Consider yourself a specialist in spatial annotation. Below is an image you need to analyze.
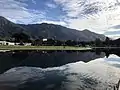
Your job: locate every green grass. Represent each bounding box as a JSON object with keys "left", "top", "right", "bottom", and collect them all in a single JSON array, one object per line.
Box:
[{"left": 0, "top": 45, "right": 91, "bottom": 51}]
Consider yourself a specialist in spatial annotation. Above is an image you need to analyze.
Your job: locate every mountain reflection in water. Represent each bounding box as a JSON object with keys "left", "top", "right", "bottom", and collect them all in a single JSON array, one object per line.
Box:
[
  {"left": 0, "top": 50, "right": 120, "bottom": 90},
  {"left": 0, "top": 50, "right": 105, "bottom": 74}
]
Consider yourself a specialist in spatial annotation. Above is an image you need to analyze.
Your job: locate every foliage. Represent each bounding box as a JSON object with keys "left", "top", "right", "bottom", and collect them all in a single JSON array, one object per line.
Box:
[{"left": 12, "top": 32, "right": 30, "bottom": 43}]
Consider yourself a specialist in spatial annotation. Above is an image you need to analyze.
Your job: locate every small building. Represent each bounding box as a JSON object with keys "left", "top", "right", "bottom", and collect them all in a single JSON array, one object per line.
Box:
[
  {"left": 0, "top": 41, "right": 7, "bottom": 45},
  {"left": 0, "top": 41, "right": 31, "bottom": 46},
  {"left": 43, "top": 39, "right": 47, "bottom": 42},
  {"left": 7, "top": 42, "right": 15, "bottom": 46},
  {"left": 15, "top": 43, "right": 20, "bottom": 45},
  {"left": 24, "top": 43, "right": 32, "bottom": 46},
  {"left": 0, "top": 41, "right": 15, "bottom": 46}
]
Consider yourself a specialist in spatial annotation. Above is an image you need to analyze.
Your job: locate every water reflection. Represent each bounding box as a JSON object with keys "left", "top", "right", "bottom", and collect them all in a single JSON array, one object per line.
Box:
[
  {"left": 0, "top": 50, "right": 120, "bottom": 90},
  {"left": 0, "top": 54, "right": 120, "bottom": 90},
  {"left": 95, "top": 48, "right": 120, "bottom": 58},
  {"left": 0, "top": 50, "right": 105, "bottom": 74},
  {"left": 105, "top": 54, "right": 120, "bottom": 68}
]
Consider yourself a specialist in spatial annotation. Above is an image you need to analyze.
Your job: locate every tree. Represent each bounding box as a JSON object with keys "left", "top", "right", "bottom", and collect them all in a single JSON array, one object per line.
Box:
[
  {"left": 105, "top": 37, "right": 110, "bottom": 46},
  {"left": 54, "top": 40, "right": 62, "bottom": 46},
  {"left": 12, "top": 32, "right": 30, "bottom": 43},
  {"left": 95, "top": 38, "right": 103, "bottom": 47},
  {"left": 44, "top": 38, "right": 55, "bottom": 46},
  {"left": 65, "top": 40, "right": 77, "bottom": 46},
  {"left": 32, "top": 39, "right": 42, "bottom": 46}
]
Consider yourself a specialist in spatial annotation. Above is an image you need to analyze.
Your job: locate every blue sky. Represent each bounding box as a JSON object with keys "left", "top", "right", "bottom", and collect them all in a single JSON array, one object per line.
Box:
[{"left": 1, "top": 0, "right": 120, "bottom": 38}]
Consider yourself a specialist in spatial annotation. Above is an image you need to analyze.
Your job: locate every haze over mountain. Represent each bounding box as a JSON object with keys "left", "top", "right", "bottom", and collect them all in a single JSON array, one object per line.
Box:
[{"left": 0, "top": 16, "right": 106, "bottom": 41}]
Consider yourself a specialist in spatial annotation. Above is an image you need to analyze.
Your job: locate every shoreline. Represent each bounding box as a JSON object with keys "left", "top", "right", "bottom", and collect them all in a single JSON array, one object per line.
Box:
[
  {"left": 0, "top": 46, "right": 120, "bottom": 51},
  {"left": 0, "top": 46, "right": 92, "bottom": 51}
]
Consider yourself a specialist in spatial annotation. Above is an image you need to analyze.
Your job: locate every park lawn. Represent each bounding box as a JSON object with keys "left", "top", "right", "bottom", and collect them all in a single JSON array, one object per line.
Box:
[{"left": 0, "top": 45, "right": 91, "bottom": 50}]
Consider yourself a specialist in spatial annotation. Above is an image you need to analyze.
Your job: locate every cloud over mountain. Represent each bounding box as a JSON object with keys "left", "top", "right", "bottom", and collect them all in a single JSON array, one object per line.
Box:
[{"left": 0, "top": 0, "right": 120, "bottom": 38}]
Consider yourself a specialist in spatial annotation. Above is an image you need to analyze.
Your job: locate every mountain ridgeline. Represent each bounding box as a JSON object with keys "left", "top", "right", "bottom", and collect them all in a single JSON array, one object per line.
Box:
[{"left": 0, "top": 16, "right": 106, "bottom": 41}]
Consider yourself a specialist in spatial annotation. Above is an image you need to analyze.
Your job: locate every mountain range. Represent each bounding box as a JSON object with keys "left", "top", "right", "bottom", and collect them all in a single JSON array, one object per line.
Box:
[{"left": 0, "top": 16, "right": 106, "bottom": 41}]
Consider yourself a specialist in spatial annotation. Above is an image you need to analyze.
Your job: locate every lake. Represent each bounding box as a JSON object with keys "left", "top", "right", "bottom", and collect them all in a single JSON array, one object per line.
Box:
[{"left": 0, "top": 49, "right": 120, "bottom": 90}]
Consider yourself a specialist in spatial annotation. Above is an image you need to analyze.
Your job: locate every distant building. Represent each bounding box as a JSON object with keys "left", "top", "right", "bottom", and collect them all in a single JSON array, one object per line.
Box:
[
  {"left": 15, "top": 43, "right": 20, "bottom": 45},
  {"left": 0, "top": 41, "right": 15, "bottom": 45},
  {"left": 0, "top": 41, "right": 7, "bottom": 45},
  {"left": 43, "top": 39, "right": 47, "bottom": 42},
  {"left": 7, "top": 42, "right": 15, "bottom": 46},
  {"left": 0, "top": 41, "right": 32, "bottom": 46},
  {"left": 24, "top": 43, "right": 32, "bottom": 46}
]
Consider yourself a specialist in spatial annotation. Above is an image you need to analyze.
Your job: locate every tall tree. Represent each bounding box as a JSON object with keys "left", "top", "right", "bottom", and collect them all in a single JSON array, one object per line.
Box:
[
  {"left": 12, "top": 33, "right": 30, "bottom": 43},
  {"left": 95, "top": 38, "right": 102, "bottom": 47},
  {"left": 105, "top": 37, "right": 110, "bottom": 46}
]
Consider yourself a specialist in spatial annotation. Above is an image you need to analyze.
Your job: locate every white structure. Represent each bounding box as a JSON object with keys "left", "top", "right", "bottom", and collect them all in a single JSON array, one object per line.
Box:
[
  {"left": 0, "top": 41, "right": 7, "bottom": 45},
  {"left": 0, "top": 41, "right": 31, "bottom": 46},
  {"left": 15, "top": 43, "right": 20, "bottom": 45},
  {"left": 43, "top": 38, "right": 47, "bottom": 42},
  {"left": 24, "top": 43, "right": 32, "bottom": 46},
  {"left": 7, "top": 42, "right": 15, "bottom": 46},
  {"left": 0, "top": 41, "right": 15, "bottom": 46}
]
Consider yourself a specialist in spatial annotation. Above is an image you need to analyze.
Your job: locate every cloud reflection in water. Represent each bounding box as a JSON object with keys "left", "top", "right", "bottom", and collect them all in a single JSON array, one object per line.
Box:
[{"left": 0, "top": 54, "right": 120, "bottom": 90}]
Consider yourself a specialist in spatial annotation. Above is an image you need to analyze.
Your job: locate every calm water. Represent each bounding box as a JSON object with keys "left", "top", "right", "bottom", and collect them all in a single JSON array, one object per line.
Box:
[{"left": 0, "top": 50, "right": 120, "bottom": 90}]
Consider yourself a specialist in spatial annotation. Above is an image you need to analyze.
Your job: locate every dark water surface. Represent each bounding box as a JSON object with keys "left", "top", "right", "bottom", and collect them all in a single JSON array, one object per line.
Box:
[{"left": 0, "top": 49, "right": 120, "bottom": 90}]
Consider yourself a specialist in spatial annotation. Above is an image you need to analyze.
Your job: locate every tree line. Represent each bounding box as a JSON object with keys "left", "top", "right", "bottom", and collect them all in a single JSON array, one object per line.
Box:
[{"left": 10, "top": 32, "right": 120, "bottom": 47}]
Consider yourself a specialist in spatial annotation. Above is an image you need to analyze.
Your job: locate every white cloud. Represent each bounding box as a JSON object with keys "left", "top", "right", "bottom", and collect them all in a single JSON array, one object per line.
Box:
[
  {"left": 14, "top": 0, "right": 36, "bottom": 4},
  {"left": 46, "top": 3, "right": 56, "bottom": 8},
  {"left": 66, "top": 13, "right": 108, "bottom": 34},
  {"left": 0, "top": 0, "right": 45, "bottom": 24},
  {"left": 1, "top": 0, "right": 120, "bottom": 38},
  {"left": 106, "top": 34, "right": 120, "bottom": 39},
  {"left": 37, "top": 20, "right": 67, "bottom": 26},
  {"left": 54, "top": 0, "right": 85, "bottom": 17},
  {"left": 54, "top": 0, "right": 120, "bottom": 35},
  {"left": 32, "top": 0, "right": 36, "bottom": 4}
]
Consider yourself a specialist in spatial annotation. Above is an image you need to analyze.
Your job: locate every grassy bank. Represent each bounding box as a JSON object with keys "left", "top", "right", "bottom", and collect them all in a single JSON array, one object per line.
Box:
[{"left": 0, "top": 45, "right": 91, "bottom": 51}]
